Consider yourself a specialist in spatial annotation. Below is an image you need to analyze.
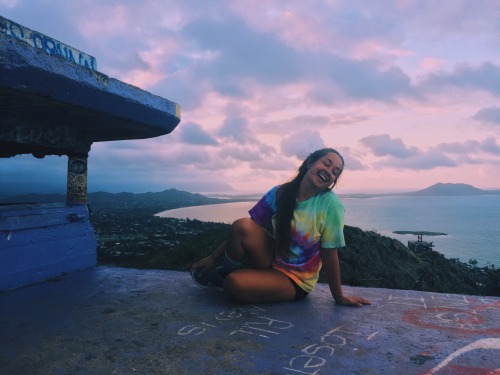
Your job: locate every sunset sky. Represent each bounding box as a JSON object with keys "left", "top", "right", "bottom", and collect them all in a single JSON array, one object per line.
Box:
[{"left": 1, "top": 0, "right": 499, "bottom": 196}]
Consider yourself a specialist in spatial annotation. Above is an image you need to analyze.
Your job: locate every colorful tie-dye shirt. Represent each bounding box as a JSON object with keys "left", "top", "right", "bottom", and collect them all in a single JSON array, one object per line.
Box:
[{"left": 249, "top": 185, "right": 345, "bottom": 293}]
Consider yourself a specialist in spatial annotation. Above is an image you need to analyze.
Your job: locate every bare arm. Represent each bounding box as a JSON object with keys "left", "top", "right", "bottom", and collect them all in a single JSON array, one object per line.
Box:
[{"left": 320, "top": 248, "right": 371, "bottom": 307}]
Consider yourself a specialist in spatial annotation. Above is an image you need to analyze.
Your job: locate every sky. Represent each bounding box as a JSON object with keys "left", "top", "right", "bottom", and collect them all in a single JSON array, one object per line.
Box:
[{"left": 1, "top": 0, "right": 499, "bottom": 196}]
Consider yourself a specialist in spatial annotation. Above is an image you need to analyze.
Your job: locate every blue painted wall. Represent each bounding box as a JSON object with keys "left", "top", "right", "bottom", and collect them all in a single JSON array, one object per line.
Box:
[{"left": 0, "top": 203, "right": 96, "bottom": 290}]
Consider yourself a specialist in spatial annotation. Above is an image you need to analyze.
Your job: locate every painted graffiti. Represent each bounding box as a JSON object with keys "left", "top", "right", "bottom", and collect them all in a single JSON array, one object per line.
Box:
[
  {"left": 403, "top": 298, "right": 500, "bottom": 334},
  {"left": 422, "top": 338, "right": 500, "bottom": 375},
  {"left": 67, "top": 157, "right": 88, "bottom": 204},
  {"left": 397, "top": 294, "right": 500, "bottom": 374},
  {"left": 0, "top": 16, "right": 97, "bottom": 70}
]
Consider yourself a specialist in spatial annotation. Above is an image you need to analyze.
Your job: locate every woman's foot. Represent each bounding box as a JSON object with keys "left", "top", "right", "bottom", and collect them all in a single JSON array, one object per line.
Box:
[{"left": 191, "top": 266, "right": 227, "bottom": 290}]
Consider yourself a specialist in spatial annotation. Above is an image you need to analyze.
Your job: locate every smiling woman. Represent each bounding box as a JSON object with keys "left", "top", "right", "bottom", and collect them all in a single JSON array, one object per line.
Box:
[{"left": 190, "top": 148, "right": 371, "bottom": 308}]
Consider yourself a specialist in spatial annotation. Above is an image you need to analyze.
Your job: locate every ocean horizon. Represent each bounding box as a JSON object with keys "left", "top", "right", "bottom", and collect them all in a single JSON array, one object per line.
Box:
[{"left": 157, "top": 195, "right": 500, "bottom": 268}]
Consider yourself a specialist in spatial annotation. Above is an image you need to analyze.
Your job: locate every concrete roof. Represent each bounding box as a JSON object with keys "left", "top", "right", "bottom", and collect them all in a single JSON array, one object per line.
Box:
[
  {"left": 1, "top": 267, "right": 498, "bottom": 374},
  {"left": 0, "top": 17, "right": 180, "bottom": 157}
]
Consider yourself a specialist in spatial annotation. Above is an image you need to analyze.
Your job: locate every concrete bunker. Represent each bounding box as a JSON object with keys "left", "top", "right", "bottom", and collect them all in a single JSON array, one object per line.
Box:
[{"left": 0, "top": 16, "right": 181, "bottom": 290}]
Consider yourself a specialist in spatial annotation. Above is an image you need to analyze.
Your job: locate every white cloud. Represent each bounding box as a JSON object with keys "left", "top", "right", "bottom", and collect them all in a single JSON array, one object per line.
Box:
[
  {"left": 280, "top": 130, "right": 326, "bottom": 159},
  {"left": 360, "top": 134, "right": 419, "bottom": 159},
  {"left": 217, "top": 115, "right": 255, "bottom": 144},
  {"left": 179, "top": 122, "right": 218, "bottom": 145}
]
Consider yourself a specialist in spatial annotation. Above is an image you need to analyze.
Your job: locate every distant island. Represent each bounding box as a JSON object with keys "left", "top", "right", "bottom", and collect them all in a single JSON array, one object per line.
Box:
[
  {"left": 393, "top": 231, "right": 447, "bottom": 236},
  {"left": 394, "top": 182, "right": 500, "bottom": 196},
  {"left": 340, "top": 182, "right": 500, "bottom": 199}
]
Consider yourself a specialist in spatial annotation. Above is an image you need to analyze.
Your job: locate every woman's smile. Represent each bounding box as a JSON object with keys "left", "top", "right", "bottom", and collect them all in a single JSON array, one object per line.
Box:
[{"left": 317, "top": 171, "right": 329, "bottom": 182}]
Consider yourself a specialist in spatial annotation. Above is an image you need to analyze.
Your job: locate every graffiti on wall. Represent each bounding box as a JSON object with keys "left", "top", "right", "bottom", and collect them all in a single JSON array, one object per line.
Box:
[{"left": 0, "top": 16, "right": 97, "bottom": 70}]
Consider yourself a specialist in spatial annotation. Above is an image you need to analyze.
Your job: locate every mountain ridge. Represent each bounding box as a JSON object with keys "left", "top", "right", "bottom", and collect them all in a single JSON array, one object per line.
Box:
[{"left": 1, "top": 183, "right": 499, "bottom": 204}]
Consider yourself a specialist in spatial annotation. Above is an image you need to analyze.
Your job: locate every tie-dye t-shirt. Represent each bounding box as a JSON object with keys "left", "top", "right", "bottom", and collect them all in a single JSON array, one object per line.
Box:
[{"left": 249, "top": 185, "right": 345, "bottom": 293}]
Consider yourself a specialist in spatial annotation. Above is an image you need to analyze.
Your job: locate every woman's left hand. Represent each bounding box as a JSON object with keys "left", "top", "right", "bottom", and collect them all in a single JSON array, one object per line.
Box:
[{"left": 334, "top": 295, "right": 371, "bottom": 307}]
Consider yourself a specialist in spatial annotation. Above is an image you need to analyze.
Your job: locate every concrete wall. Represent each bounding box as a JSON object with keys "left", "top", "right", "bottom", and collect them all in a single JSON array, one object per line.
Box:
[{"left": 0, "top": 203, "right": 96, "bottom": 290}]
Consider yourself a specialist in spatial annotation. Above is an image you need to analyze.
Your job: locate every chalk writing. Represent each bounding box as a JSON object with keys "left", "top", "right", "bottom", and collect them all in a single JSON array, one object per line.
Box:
[
  {"left": 215, "top": 305, "right": 265, "bottom": 321},
  {"left": 388, "top": 294, "right": 427, "bottom": 308},
  {"left": 177, "top": 305, "right": 294, "bottom": 339},
  {"left": 429, "top": 294, "right": 471, "bottom": 309},
  {"left": 230, "top": 314, "right": 294, "bottom": 339},
  {"left": 0, "top": 16, "right": 97, "bottom": 70},
  {"left": 283, "top": 324, "right": 378, "bottom": 374}
]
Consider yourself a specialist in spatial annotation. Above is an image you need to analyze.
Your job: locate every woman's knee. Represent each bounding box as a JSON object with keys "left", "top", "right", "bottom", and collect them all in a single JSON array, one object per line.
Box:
[
  {"left": 230, "top": 217, "right": 257, "bottom": 238},
  {"left": 228, "top": 217, "right": 274, "bottom": 268}
]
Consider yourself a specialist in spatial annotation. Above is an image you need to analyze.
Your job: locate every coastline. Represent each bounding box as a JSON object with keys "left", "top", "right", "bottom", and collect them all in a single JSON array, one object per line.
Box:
[{"left": 156, "top": 196, "right": 499, "bottom": 268}]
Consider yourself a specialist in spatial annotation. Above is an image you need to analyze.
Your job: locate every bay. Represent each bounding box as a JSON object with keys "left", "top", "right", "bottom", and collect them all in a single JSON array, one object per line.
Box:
[{"left": 157, "top": 195, "right": 500, "bottom": 267}]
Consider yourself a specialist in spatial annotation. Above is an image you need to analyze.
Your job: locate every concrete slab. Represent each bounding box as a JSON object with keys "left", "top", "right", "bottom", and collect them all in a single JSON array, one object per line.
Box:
[{"left": 0, "top": 267, "right": 498, "bottom": 374}]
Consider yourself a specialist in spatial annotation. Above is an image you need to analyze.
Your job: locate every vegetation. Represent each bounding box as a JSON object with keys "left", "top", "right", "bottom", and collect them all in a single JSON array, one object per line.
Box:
[
  {"left": 92, "top": 205, "right": 499, "bottom": 297},
  {"left": 338, "top": 226, "right": 499, "bottom": 296}
]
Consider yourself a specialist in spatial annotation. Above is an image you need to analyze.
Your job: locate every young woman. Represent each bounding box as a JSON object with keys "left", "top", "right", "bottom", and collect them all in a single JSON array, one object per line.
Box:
[{"left": 191, "top": 148, "right": 370, "bottom": 307}]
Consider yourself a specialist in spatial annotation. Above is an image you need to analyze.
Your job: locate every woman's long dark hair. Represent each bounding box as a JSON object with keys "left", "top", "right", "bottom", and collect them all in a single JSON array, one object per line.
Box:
[{"left": 274, "top": 148, "right": 344, "bottom": 256}]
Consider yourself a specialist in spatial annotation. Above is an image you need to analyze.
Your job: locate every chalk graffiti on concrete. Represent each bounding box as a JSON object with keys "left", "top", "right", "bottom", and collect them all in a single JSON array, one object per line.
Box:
[
  {"left": 177, "top": 305, "right": 294, "bottom": 339},
  {"left": 177, "top": 291, "right": 499, "bottom": 373},
  {"left": 283, "top": 324, "right": 378, "bottom": 375}
]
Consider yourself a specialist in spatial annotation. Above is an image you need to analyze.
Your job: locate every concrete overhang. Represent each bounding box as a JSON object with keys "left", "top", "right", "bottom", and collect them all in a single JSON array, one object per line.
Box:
[{"left": 0, "top": 16, "right": 181, "bottom": 157}]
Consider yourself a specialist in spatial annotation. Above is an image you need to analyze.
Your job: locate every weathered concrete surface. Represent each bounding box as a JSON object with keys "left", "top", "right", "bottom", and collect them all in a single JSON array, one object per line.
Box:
[
  {"left": 0, "top": 267, "right": 498, "bottom": 374},
  {"left": 0, "top": 23, "right": 180, "bottom": 157}
]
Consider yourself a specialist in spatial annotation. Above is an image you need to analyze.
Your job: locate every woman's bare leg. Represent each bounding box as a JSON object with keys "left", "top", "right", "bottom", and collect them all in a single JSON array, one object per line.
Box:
[
  {"left": 191, "top": 218, "right": 274, "bottom": 275},
  {"left": 225, "top": 218, "right": 276, "bottom": 268},
  {"left": 219, "top": 219, "right": 297, "bottom": 302},
  {"left": 193, "top": 217, "right": 298, "bottom": 301},
  {"left": 224, "top": 268, "right": 297, "bottom": 303}
]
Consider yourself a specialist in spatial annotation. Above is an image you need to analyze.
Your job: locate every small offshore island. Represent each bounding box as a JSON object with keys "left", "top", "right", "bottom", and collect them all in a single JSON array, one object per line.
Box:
[
  {"left": 393, "top": 231, "right": 447, "bottom": 236},
  {"left": 2, "top": 184, "right": 499, "bottom": 297}
]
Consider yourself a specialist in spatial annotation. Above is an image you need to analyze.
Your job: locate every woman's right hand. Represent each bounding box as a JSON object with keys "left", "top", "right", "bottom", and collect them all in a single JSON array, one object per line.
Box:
[{"left": 190, "top": 256, "right": 215, "bottom": 276}]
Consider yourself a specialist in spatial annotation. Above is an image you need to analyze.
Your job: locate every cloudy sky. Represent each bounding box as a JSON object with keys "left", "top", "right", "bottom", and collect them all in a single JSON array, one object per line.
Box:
[{"left": 1, "top": 0, "right": 499, "bottom": 196}]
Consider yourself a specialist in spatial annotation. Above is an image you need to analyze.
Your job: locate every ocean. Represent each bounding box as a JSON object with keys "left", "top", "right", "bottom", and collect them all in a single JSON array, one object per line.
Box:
[{"left": 156, "top": 195, "right": 500, "bottom": 267}]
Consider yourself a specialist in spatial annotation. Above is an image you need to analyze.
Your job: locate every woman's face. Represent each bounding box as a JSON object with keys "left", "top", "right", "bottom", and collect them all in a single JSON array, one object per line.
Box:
[{"left": 306, "top": 152, "right": 343, "bottom": 190}]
